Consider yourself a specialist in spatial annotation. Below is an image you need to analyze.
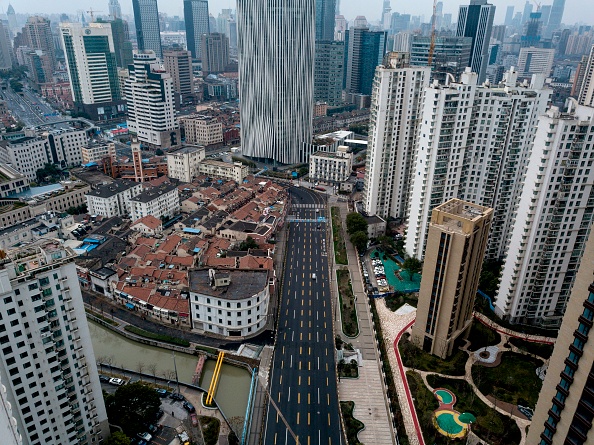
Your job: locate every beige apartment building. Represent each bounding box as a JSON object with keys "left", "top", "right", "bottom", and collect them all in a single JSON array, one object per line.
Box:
[
  {"left": 527, "top": 229, "right": 594, "bottom": 445},
  {"left": 180, "top": 115, "right": 223, "bottom": 146},
  {"left": 411, "top": 199, "right": 492, "bottom": 358}
]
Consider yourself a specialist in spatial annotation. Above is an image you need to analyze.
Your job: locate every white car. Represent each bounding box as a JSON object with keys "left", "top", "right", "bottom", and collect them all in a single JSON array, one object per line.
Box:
[
  {"left": 137, "top": 432, "right": 152, "bottom": 442},
  {"left": 109, "top": 378, "right": 125, "bottom": 386}
]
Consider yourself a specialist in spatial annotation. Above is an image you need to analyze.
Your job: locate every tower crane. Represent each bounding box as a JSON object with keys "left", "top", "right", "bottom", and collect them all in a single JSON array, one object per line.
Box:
[
  {"left": 428, "top": 0, "right": 438, "bottom": 66},
  {"left": 86, "top": 8, "right": 102, "bottom": 22}
]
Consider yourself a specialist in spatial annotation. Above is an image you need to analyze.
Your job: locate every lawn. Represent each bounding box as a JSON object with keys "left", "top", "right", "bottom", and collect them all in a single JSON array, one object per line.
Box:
[
  {"left": 472, "top": 352, "right": 543, "bottom": 407},
  {"left": 340, "top": 401, "right": 364, "bottom": 445},
  {"left": 384, "top": 292, "right": 418, "bottom": 311},
  {"left": 337, "top": 270, "right": 359, "bottom": 337},
  {"left": 399, "top": 333, "right": 467, "bottom": 376},
  {"left": 124, "top": 325, "right": 191, "bottom": 347},
  {"left": 427, "top": 375, "right": 522, "bottom": 445},
  {"left": 467, "top": 321, "right": 501, "bottom": 352},
  {"left": 508, "top": 337, "right": 554, "bottom": 359},
  {"left": 331, "top": 207, "right": 348, "bottom": 265},
  {"left": 199, "top": 416, "right": 220, "bottom": 445}
]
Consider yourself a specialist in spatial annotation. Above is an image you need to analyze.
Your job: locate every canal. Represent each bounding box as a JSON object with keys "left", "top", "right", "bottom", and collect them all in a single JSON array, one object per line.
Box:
[{"left": 88, "top": 321, "right": 252, "bottom": 419}]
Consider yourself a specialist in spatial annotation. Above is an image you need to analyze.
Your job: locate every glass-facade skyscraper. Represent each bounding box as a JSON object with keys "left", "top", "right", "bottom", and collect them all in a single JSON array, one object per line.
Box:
[
  {"left": 456, "top": 0, "right": 495, "bottom": 83},
  {"left": 315, "top": 0, "right": 336, "bottom": 41},
  {"left": 184, "top": 0, "right": 210, "bottom": 60},
  {"left": 132, "top": 0, "right": 162, "bottom": 59}
]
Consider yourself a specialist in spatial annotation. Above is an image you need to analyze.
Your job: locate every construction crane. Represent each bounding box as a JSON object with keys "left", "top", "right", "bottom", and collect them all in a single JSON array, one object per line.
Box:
[
  {"left": 86, "top": 8, "right": 102, "bottom": 22},
  {"left": 427, "top": 0, "right": 438, "bottom": 66}
]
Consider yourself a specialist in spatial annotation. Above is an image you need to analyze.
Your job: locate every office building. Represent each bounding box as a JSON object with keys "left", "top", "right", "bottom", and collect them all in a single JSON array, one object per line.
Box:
[
  {"left": 132, "top": 0, "right": 163, "bottom": 59},
  {"left": 496, "top": 104, "right": 594, "bottom": 327},
  {"left": 456, "top": 0, "right": 495, "bottom": 83},
  {"left": 504, "top": 6, "right": 515, "bottom": 26},
  {"left": 166, "top": 145, "right": 206, "bottom": 182},
  {"left": 237, "top": 0, "right": 315, "bottom": 164},
  {"left": 334, "top": 15, "right": 348, "bottom": 41},
  {"left": 406, "top": 69, "right": 550, "bottom": 261},
  {"left": 363, "top": 53, "right": 430, "bottom": 220},
  {"left": 540, "top": 5, "right": 552, "bottom": 26},
  {"left": 546, "top": 0, "right": 565, "bottom": 37},
  {"left": 184, "top": 0, "right": 210, "bottom": 60},
  {"left": 0, "top": 21, "right": 13, "bottom": 70},
  {"left": 517, "top": 47, "right": 555, "bottom": 77},
  {"left": 522, "top": 1, "right": 533, "bottom": 24},
  {"left": 125, "top": 51, "right": 179, "bottom": 150},
  {"left": 314, "top": 40, "right": 345, "bottom": 107},
  {"left": 163, "top": 50, "right": 195, "bottom": 106},
  {"left": 578, "top": 45, "right": 594, "bottom": 107},
  {"left": 390, "top": 13, "right": 411, "bottom": 34},
  {"left": 19, "top": 16, "right": 56, "bottom": 71},
  {"left": 411, "top": 199, "right": 493, "bottom": 359},
  {"left": 0, "top": 240, "right": 110, "bottom": 444},
  {"left": 103, "top": 18, "right": 134, "bottom": 68},
  {"left": 309, "top": 146, "right": 353, "bottom": 183},
  {"left": 179, "top": 115, "right": 223, "bottom": 146},
  {"left": 109, "top": 0, "right": 122, "bottom": 19},
  {"left": 345, "top": 27, "right": 387, "bottom": 100},
  {"left": 409, "top": 36, "right": 471, "bottom": 83},
  {"left": 60, "top": 22, "right": 124, "bottom": 121},
  {"left": 86, "top": 180, "right": 143, "bottom": 218},
  {"left": 527, "top": 229, "right": 594, "bottom": 444},
  {"left": 521, "top": 11, "right": 543, "bottom": 48},
  {"left": 315, "top": 0, "right": 336, "bottom": 41},
  {"left": 201, "top": 33, "right": 229, "bottom": 74},
  {"left": 6, "top": 4, "right": 16, "bottom": 37}
]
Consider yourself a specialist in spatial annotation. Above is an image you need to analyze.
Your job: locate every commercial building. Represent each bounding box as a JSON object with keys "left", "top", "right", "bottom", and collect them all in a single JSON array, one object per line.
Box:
[
  {"left": 163, "top": 50, "right": 195, "bottom": 106},
  {"left": 315, "top": 0, "right": 336, "bottom": 41},
  {"left": 411, "top": 199, "right": 492, "bottom": 358},
  {"left": 309, "top": 146, "right": 353, "bottom": 184},
  {"left": 496, "top": 104, "right": 594, "bottom": 327},
  {"left": 456, "top": 0, "right": 495, "bottom": 83},
  {"left": 166, "top": 145, "right": 206, "bottom": 182},
  {"left": 345, "top": 27, "right": 387, "bottom": 101},
  {"left": 129, "top": 182, "right": 180, "bottom": 222},
  {"left": 406, "top": 69, "right": 550, "bottom": 261},
  {"left": 527, "top": 230, "right": 594, "bottom": 445},
  {"left": 109, "top": 0, "right": 122, "bottom": 19},
  {"left": 60, "top": 22, "right": 124, "bottom": 121},
  {"left": 86, "top": 180, "right": 143, "bottom": 218},
  {"left": 189, "top": 269, "right": 272, "bottom": 337},
  {"left": 184, "top": 0, "right": 210, "bottom": 60},
  {"left": 198, "top": 160, "right": 249, "bottom": 183},
  {"left": 363, "top": 53, "right": 430, "bottom": 220},
  {"left": 201, "top": 33, "right": 229, "bottom": 75},
  {"left": 237, "top": 0, "right": 315, "bottom": 165},
  {"left": 0, "top": 240, "right": 110, "bottom": 444},
  {"left": 180, "top": 115, "right": 223, "bottom": 146},
  {"left": 104, "top": 18, "right": 134, "bottom": 69},
  {"left": 578, "top": 45, "right": 594, "bottom": 107},
  {"left": 0, "top": 20, "right": 12, "bottom": 71},
  {"left": 314, "top": 41, "right": 345, "bottom": 107},
  {"left": 125, "top": 51, "right": 179, "bottom": 150},
  {"left": 517, "top": 47, "right": 555, "bottom": 77},
  {"left": 132, "top": 0, "right": 163, "bottom": 59},
  {"left": 545, "top": 0, "right": 565, "bottom": 37},
  {"left": 409, "top": 36, "right": 472, "bottom": 83}
]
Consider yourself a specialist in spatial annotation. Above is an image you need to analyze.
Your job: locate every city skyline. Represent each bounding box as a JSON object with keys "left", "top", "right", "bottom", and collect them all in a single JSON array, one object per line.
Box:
[{"left": 4, "top": 0, "right": 587, "bottom": 26}]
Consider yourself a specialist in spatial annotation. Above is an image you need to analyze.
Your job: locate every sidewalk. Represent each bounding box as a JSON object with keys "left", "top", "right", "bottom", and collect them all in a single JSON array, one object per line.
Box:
[
  {"left": 473, "top": 312, "right": 556, "bottom": 344},
  {"left": 331, "top": 203, "right": 396, "bottom": 445}
]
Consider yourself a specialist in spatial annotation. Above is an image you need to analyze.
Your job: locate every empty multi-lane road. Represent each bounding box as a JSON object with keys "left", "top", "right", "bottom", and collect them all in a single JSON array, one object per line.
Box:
[{"left": 264, "top": 187, "right": 342, "bottom": 445}]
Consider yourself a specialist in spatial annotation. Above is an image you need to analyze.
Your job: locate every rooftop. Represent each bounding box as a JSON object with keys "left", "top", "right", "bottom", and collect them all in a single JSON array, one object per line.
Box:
[
  {"left": 168, "top": 145, "right": 205, "bottom": 156},
  {"left": 87, "top": 180, "right": 140, "bottom": 199},
  {"left": 129, "top": 183, "right": 178, "bottom": 203},
  {"left": 189, "top": 268, "right": 269, "bottom": 300}
]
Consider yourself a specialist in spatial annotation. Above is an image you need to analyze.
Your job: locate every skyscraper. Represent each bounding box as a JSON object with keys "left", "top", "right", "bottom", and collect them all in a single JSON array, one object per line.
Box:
[
  {"left": 409, "top": 36, "right": 471, "bottom": 83},
  {"left": 521, "top": 11, "right": 543, "bottom": 47},
  {"left": 98, "top": 17, "right": 134, "bottom": 68},
  {"left": 578, "top": 45, "right": 594, "bottom": 107},
  {"left": 315, "top": 0, "right": 336, "bottom": 41},
  {"left": 126, "top": 51, "right": 179, "bottom": 149},
  {"left": 237, "top": 0, "right": 315, "bottom": 164},
  {"left": 0, "top": 240, "right": 110, "bottom": 445},
  {"left": 504, "top": 5, "right": 515, "bottom": 26},
  {"left": 381, "top": 0, "right": 392, "bottom": 30},
  {"left": 201, "top": 33, "right": 230, "bottom": 75},
  {"left": 521, "top": 1, "right": 533, "bottom": 24},
  {"left": 546, "top": 0, "right": 565, "bottom": 36},
  {"left": 363, "top": 53, "right": 429, "bottom": 220},
  {"left": 456, "top": 0, "right": 495, "bottom": 83},
  {"left": 20, "top": 16, "right": 56, "bottom": 71},
  {"left": 411, "top": 199, "right": 493, "bottom": 358},
  {"left": 60, "top": 22, "right": 123, "bottom": 120},
  {"left": 314, "top": 40, "right": 345, "bottom": 107},
  {"left": 496, "top": 104, "right": 594, "bottom": 327},
  {"left": 184, "top": 0, "right": 210, "bottom": 60},
  {"left": 108, "top": 0, "right": 122, "bottom": 20},
  {"left": 163, "top": 50, "right": 195, "bottom": 106},
  {"left": 526, "top": 229, "right": 594, "bottom": 444},
  {"left": 0, "top": 21, "right": 13, "bottom": 70},
  {"left": 6, "top": 4, "right": 17, "bottom": 37},
  {"left": 132, "top": 0, "right": 163, "bottom": 59},
  {"left": 345, "top": 27, "right": 387, "bottom": 100}
]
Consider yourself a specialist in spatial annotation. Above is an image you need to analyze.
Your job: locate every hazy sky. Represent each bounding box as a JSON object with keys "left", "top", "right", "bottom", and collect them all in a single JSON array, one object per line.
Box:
[{"left": 3, "top": 0, "right": 588, "bottom": 26}]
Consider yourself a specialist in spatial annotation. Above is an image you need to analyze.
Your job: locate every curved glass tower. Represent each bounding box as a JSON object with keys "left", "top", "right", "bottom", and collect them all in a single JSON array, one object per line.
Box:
[{"left": 238, "top": 0, "right": 315, "bottom": 165}]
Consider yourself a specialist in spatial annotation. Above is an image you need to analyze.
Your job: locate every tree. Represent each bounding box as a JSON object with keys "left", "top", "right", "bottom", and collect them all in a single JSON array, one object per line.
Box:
[
  {"left": 350, "top": 231, "right": 368, "bottom": 252},
  {"left": 104, "top": 432, "right": 131, "bottom": 445},
  {"left": 346, "top": 212, "right": 368, "bottom": 235},
  {"left": 155, "top": 148, "right": 164, "bottom": 156},
  {"left": 402, "top": 257, "right": 422, "bottom": 280},
  {"left": 377, "top": 235, "right": 394, "bottom": 250},
  {"left": 105, "top": 382, "right": 161, "bottom": 437},
  {"left": 238, "top": 236, "right": 258, "bottom": 251}
]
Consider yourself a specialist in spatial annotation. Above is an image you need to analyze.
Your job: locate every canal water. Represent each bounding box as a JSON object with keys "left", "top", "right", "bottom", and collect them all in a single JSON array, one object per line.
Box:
[{"left": 88, "top": 321, "right": 251, "bottom": 418}]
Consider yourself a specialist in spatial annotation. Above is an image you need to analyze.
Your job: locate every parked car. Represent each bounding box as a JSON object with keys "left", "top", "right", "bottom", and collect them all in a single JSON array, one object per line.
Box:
[
  {"left": 182, "top": 401, "right": 195, "bottom": 413},
  {"left": 170, "top": 392, "right": 185, "bottom": 401},
  {"left": 190, "top": 413, "right": 198, "bottom": 427},
  {"left": 99, "top": 375, "right": 110, "bottom": 383},
  {"left": 155, "top": 388, "right": 168, "bottom": 397},
  {"left": 517, "top": 406, "right": 533, "bottom": 419},
  {"left": 137, "top": 432, "right": 152, "bottom": 442},
  {"left": 109, "top": 378, "right": 125, "bottom": 386},
  {"left": 147, "top": 424, "right": 160, "bottom": 434},
  {"left": 153, "top": 409, "right": 164, "bottom": 422}
]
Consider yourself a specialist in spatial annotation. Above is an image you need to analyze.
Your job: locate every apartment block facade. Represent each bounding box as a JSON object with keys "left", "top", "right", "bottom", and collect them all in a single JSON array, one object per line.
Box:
[{"left": 166, "top": 145, "right": 206, "bottom": 183}]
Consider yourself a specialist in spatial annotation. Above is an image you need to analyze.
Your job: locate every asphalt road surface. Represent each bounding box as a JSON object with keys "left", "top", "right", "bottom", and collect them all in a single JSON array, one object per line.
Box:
[
  {"left": 2, "top": 87, "right": 67, "bottom": 128},
  {"left": 264, "top": 187, "right": 342, "bottom": 445}
]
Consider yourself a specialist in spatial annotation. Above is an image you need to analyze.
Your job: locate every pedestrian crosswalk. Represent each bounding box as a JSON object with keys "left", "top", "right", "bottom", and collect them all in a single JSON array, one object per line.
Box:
[
  {"left": 287, "top": 218, "right": 327, "bottom": 223},
  {"left": 292, "top": 204, "right": 322, "bottom": 209}
]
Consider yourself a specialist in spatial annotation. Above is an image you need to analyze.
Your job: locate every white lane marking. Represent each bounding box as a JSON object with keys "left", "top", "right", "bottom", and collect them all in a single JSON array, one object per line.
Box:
[{"left": 288, "top": 386, "right": 291, "bottom": 402}]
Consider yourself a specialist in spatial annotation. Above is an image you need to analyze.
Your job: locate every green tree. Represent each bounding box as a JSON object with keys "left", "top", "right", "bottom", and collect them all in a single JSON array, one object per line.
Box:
[
  {"left": 104, "top": 432, "right": 131, "bottom": 445},
  {"left": 350, "top": 231, "right": 368, "bottom": 252},
  {"left": 346, "top": 212, "right": 368, "bottom": 235},
  {"left": 155, "top": 148, "right": 164, "bottom": 156},
  {"left": 377, "top": 235, "right": 394, "bottom": 250},
  {"left": 402, "top": 257, "right": 422, "bottom": 280},
  {"left": 238, "top": 236, "right": 258, "bottom": 251},
  {"left": 104, "top": 382, "right": 161, "bottom": 437},
  {"left": 479, "top": 260, "right": 503, "bottom": 298}
]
